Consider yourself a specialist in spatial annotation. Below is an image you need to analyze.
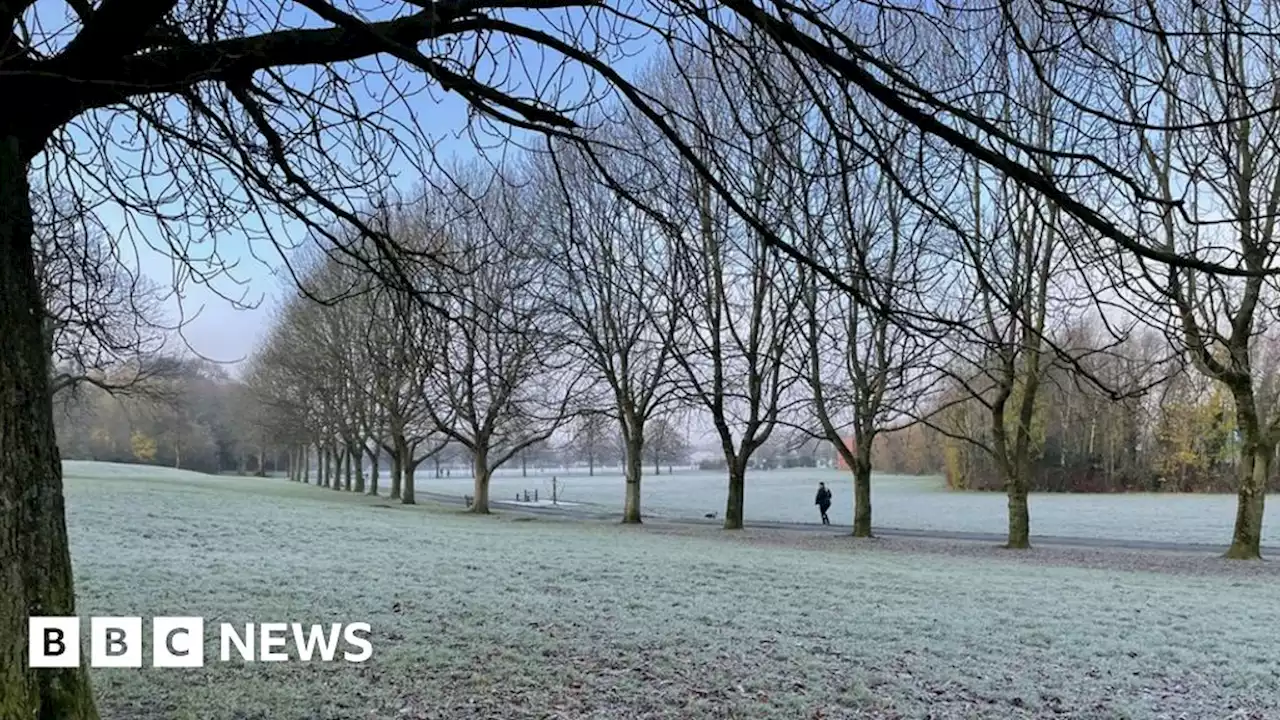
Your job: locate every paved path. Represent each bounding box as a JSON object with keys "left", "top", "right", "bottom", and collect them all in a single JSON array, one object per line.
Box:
[{"left": 417, "top": 490, "right": 1278, "bottom": 555}]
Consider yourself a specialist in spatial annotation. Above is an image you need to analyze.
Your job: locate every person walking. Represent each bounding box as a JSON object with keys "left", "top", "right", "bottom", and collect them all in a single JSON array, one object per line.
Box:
[{"left": 815, "top": 482, "right": 832, "bottom": 525}]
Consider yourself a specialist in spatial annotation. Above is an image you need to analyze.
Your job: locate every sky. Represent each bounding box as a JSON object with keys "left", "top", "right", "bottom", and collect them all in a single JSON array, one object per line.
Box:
[{"left": 41, "top": 1, "right": 662, "bottom": 375}]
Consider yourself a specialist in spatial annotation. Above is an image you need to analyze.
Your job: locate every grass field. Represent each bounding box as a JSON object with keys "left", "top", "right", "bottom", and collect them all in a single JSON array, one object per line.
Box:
[
  {"left": 64, "top": 461, "right": 1280, "bottom": 719},
  {"left": 409, "top": 465, "right": 1280, "bottom": 546}
]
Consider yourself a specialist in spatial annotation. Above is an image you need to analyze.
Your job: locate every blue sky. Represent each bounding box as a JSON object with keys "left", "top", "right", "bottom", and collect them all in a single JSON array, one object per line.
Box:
[
  {"left": 123, "top": 84, "right": 482, "bottom": 369},
  {"left": 36, "top": 1, "right": 663, "bottom": 373}
]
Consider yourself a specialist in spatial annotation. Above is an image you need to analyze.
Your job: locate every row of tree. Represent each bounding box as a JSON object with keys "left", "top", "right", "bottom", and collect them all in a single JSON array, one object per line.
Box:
[
  {"left": 867, "top": 329, "right": 1280, "bottom": 496},
  {"left": 245, "top": 14, "right": 1280, "bottom": 565},
  {"left": 49, "top": 357, "right": 695, "bottom": 478},
  {"left": 31, "top": 9, "right": 1280, "bottom": 562}
]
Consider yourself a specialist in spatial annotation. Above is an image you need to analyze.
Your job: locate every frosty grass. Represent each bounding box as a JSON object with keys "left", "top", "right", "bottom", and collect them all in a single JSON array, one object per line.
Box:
[
  {"left": 384, "top": 465, "right": 1280, "bottom": 546},
  {"left": 64, "top": 461, "right": 1280, "bottom": 719}
]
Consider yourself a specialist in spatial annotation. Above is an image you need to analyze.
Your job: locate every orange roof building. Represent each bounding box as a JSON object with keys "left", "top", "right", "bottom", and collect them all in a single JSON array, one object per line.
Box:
[{"left": 834, "top": 435, "right": 856, "bottom": 470}]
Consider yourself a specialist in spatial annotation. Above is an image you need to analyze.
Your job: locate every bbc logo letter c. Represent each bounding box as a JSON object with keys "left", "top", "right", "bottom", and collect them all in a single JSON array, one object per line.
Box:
[{"left": 152, "top": 617, "right": 205, "bottom": 667}]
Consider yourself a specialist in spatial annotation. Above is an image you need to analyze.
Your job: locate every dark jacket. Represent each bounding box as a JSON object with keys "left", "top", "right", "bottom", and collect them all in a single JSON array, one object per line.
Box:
[{"left": 815, "top": 488, "right": 832, "bottom": 508}]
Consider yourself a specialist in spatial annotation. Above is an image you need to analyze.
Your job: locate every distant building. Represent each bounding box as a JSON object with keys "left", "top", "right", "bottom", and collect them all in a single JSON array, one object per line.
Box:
[{"left": 834, "top": 435, "right": 857, "bottom": 470}]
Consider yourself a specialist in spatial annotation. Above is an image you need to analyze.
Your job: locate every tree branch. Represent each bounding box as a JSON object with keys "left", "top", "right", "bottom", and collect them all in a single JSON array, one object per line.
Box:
[{"left": 59, "top": 0, "right": 178, "bottom": 64}]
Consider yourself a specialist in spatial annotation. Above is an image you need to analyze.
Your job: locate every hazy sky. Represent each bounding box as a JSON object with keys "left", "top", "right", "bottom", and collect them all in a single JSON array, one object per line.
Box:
[
  {"left": 98, "top": 10, "right": 660, "bottom": 376},
  {"left": 121, "top": 73, "right": 487, "bottom": 373},
  {"left": 125, "top": 210, "right": 286, "bottom": 373}
]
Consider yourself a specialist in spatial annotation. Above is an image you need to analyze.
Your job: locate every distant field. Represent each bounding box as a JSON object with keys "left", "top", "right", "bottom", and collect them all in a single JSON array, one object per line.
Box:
[
  {"left": 74, "top": 460, "right": 1280, "bottom": 545},
  {"left": 407, "top": 465, "right": 1280, "bottom": 546},
  {"left": 61, "top": 461, "right": 1280, "bottom": 719}
]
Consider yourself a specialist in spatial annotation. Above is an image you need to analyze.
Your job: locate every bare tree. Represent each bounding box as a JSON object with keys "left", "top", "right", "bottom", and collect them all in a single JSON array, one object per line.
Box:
[
  {"left": 1106, "top": 1, "right": 1280, "bottom": 558},
  {"left": 421, "top": 167, "right": 586, "bottom": 513},
  {"left": 673, "top": 166, "right": 797, "bottom": 525},
  {"left": 242, "top": 353, "right": 311, "bottom": 480},
  {"left": 793, "top": 140, "right": 944, "bottom": 538},
  {"left": 358, "top": 218, "right": 447, "bottom": 505},
  {"left": 252, "top": 224, "right": 447, "bottom": 502},
  {"left": 642, "top": 4, "right": 1280, "bottom": 551},
  {"left": 647, "top": 414, "right": 691, "bottom": 474},
  {"left": 568, "top": 412, "right": 611, "bottom": 477},
  {"left": 534, "top": 135, "right": 681, "bottom": 522},
  {"left": 654, "top": 43, "right": 806, "bottom": 530},
  {"left": 32, "top": 189, "right": 170, "bottom": 400},
  {"left": 1, "top": 6, "right": 674, "bottom": 711}
]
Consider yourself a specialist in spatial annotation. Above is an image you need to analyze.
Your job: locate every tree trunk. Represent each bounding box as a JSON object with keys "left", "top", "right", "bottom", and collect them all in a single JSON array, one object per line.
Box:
[
  {"left": 993, "top": 384, "right": 1033, "bottom": 550},
  {"left": 353, "top": 448, "right": 365, "bottom": 494},
  {"left": 394, "top": 435, "right": 414, "bottom": 504},
  {"left": 389, "top": 446, "right": 402, "bottom": 500},
  {"left": 366, "top": 447, "right": 379, "bottom": 496},
  {"left": 0, "top": 135, "right": 100, "bottom": 719},
  {"left": 256, "top": 448, "right": 266, "bottom": 477},
  {"left": 472, "top": 452, "right": 491, "bottom": 513},
  {"left": 1226, "top": 442, "right": 1270, "bottom": 559},
  {"left": 342, "top": 448, "right": 352, "bottom": 491},
  {"left": 303, "top": 444, "right": 311, "bottom": 484},
  {"left": 852, "top": 454, "right": 873, "bottom": 538},
  {"left": 331, "top": 447, "right": 343, "bottom": 491},
  {"left": 588, "top": 450, "right": 595, "bottom": 477},
  {"left": 402, "top": 458, "right": 417, "bottom": 505},
  {"left": 521, "top": 452, "right": 527, "bottom": 477},
  {"left": 622, "top": 436, "right": 643, "bottom": 524},
  {"left": 724, "top": 460, "right": 745, "bottom": 530},
  {"left": 1006, "top": 457, "right": 1031, "bottom": 549}
]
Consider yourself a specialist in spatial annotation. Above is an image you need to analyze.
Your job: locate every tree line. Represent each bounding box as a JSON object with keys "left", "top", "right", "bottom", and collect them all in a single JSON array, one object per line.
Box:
[
  {"left": 48, "top": 355, "right": 696, "bottom": 478},
  {"left": 250, "top": 17, "right": 1280, "bottom": 561},
  {"left": 871, "top": 333, "right": 1280, "bottom": 496}
]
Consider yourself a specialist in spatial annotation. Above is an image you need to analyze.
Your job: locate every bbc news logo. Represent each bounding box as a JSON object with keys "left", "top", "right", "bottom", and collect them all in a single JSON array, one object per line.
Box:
[{"left": 28, "top": 617, "right": 373, "bottom": 668}]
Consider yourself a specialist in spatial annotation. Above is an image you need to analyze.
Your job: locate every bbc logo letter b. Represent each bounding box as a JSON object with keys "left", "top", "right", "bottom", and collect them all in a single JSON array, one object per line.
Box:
[
  {"left": 29, "top": 617, "right": 80, "bottom": 668},
  {"left": 91, "top": 617, "right": 143, "bottom": 668}
]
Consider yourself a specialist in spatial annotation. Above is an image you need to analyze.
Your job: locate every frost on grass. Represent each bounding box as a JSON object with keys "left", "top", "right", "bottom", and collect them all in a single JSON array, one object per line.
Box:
[
  {"left": 63, "top": 462, "right": 1280, "bottom": 720},
  {"left": 83, "top": 457, "right": 1278, "bottom": 546},
  {"left": 391, "top": 465, "right": 1280, "bottom": 546}
]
